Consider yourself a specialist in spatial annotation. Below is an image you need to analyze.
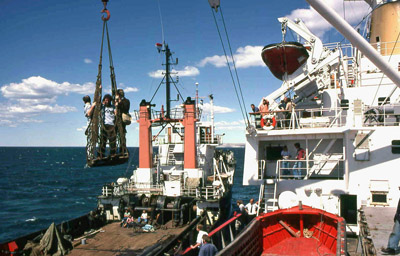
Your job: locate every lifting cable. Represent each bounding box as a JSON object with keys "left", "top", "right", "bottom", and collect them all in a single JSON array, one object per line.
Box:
[{"left": 210, "top": 5, "right": 250, "bottom": 128}]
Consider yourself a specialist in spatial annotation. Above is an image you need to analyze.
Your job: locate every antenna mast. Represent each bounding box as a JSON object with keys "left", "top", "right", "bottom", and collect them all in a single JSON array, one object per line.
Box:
[{"left": 165, "top": 44, "right": 171, "bottom": 118}]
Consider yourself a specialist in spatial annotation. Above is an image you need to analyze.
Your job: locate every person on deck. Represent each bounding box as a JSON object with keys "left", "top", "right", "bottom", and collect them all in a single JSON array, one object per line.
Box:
[
  {"left": 124, "top": 215, "right": 136, "bottom": 228},
  {"left": 245, "top": 198, "right": 258, "bottom": 222},
  {"left": 285, "top": 97, "right": 294, "bottom": 128},
  {"left": 198, "top": 235, "right": 218, "bottom": 256},
  {"left": 281, "top": 145, "right": 291, "bottom": 176},
  {"left": 250, "top": 104, "right": 259, "bottom": 113},
  {"left": 137, "top": 210, "right": 148, "bottom": 224},
  {"left": 259, "top": 98, "right": 269, "bottom": 117},
  {"left": 99, "top": 94, "right": 118, "bottom": 158},
  {"left": 278, "top": 98, "right": 287, "bottom": 128},
  {"left": 236, "top": 200, "right": 247, "bottom": 227},
  {"left": 293, "top": 143, "right": 305, "bottom": 179},
  {"left": 120, "top": 208, "right": 131, "bottom": 227},
  {"left": 251, "top": 104, "right": 262, "bottom": 129},
  {"left": 381, "top": 197, "right": 400, "bottom": 255},
  {"left": 191, "top": 224, "right": 208, "bottom": 250},
  {"left": 83, "top": 95, "right": 96, "bottom": 135}
]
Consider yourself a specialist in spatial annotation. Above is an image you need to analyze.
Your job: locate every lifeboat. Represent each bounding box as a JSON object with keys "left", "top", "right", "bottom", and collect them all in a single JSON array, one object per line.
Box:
[
  {"left": 261, "top": 42, "right": 309, "bottom": 80},
  {"left": 219, "top": 205, "right": 347, "bottom": 256}
]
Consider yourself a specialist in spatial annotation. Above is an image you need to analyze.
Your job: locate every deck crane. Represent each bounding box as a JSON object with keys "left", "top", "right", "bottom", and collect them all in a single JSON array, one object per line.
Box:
[{"left": 261, "top": 18, "right": 341, "bottom": 111}]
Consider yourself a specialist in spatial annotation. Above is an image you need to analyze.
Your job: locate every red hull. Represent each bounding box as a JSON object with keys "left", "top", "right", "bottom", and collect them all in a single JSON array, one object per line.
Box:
[
  {"left": 261, "top": 42, "right": 309, "bottom": 80},
  {"left": 219, "top": 205, "right": 347, "bottom": 256}
]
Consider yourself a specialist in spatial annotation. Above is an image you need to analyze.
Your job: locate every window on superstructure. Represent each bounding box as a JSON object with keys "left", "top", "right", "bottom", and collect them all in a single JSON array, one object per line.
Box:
[{"left": 392, "top": 140, "right": 400, "bottom": 154}]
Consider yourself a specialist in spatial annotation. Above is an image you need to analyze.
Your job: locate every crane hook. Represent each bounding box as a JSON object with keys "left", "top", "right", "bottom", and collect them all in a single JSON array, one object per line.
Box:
[{"left": 101, "top": 8, "right": 110, "bottom": 21}]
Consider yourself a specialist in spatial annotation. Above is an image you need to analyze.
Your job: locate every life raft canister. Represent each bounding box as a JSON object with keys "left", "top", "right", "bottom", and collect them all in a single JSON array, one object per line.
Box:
[{"left": 261, "top": 115, "right": 276, "bottom": 130}]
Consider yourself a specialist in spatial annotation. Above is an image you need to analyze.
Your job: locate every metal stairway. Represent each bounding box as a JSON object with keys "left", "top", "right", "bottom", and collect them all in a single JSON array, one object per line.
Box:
[
  {"left": 257, "top": 167, "right": 279, "bottom": 215},
  {"left": 167, "top": 144, "right": 176, "bottom": 165}
]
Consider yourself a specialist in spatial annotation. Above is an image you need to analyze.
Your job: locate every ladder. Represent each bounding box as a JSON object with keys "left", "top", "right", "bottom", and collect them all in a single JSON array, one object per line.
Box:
[
  {"left": 257, "top": 165, "right": 279, "bottom": 215},
  {"left": 167, "top": 144, "right": 176, "bottom": 165}
]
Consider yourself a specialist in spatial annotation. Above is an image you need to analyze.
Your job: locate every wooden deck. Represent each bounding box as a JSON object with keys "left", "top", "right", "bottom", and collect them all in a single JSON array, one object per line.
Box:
[
  {"left": 363, "top": 206, "right": 396, "bottom": 256},
  {"left": 68, "top": 221, "right": 186, "bottom": 256}
]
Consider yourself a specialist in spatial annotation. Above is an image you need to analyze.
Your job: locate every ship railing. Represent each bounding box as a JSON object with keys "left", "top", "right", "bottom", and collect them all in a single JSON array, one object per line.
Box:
[
  {"left": 131, "top": 107, "right": 185, "bottom": 121},
  {"left": 258, "top": 160, "right": 266, "bottom": 179},
  {"left": 199, "top": 134, "right": 223, "bottom": 145},
  {"left": 154, "top": 134, "right": 184, "bottom": 145},
  {"left": 275, "top": 158, "right": 344, "bottom": 180},
  {"left": 183, "top": 186, "right": 223, "bottom": 200},
  {"left": 250, "top": 107, "right": 347, "bottom": 130},
  {"left": 125, "top": 183, "right": 163, "bottom": 193},
  {"left": 363, "top": 105, "right": 400, "bottom": 127},
  {"left": 323, "top": 40, "right": 400, "bottom": 59}
]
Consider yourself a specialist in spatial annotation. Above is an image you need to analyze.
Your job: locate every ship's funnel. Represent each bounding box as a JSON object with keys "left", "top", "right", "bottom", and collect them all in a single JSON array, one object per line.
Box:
[{"left": 369, "top": 1, "right": 400, "bottom": 56}]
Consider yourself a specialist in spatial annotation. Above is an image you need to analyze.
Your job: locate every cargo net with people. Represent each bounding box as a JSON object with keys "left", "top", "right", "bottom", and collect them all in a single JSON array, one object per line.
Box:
[{"left": 83, "top": 1, "right": 131, "bottom": 167}]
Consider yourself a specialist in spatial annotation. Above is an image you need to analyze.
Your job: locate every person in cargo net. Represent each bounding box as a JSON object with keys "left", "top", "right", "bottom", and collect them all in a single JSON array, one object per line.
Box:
[
  {"left": 99, "top": 94, "right": 117, "bottom": 157},
  {"left": 381, "top": 197, "right": 400, "bottom": 255}
]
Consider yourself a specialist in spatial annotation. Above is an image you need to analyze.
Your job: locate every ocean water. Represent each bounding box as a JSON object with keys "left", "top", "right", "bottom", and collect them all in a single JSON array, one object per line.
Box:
[{"left": 0, "top": 147, "right": 258, "bottom": 243}]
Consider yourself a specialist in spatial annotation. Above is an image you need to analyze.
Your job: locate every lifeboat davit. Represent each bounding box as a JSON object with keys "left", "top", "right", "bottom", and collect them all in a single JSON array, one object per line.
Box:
[{"left": 261, "top": 41, "right": 309, "bottom": 80}]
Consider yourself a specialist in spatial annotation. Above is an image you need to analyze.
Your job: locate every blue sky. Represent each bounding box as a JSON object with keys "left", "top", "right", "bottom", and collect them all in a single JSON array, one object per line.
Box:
[{"left": 0, "top": 0, "right": 371, "bottom": 146}]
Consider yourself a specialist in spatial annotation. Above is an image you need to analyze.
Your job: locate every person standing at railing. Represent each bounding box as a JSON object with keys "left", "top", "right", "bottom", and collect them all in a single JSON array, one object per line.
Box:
[
  {"left": 259, "top": 98, "right": 270, "bottom": 117},
  {"left": 285, "top": 97, "right": 294, "bottom": 128},
  {"left": 277, "top": 99, "right": 287, "bottom": 128},
  {"left": 293, "top": 143, "right": 306, "bottom": 179},
  {"left": 250, "top": 104, "right": 261, "bottom": 129},
  {"left": 281, "top": 146, "right": 291, "bottom": 177},
  {"left": 245, "top": 198, "right": 259, "bottom": 222}
]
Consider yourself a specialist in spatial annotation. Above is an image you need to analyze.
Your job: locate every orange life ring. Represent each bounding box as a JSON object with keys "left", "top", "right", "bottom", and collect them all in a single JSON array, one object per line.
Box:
[{"left": 261, "top": 115, "right": 276, "bottom": 130}]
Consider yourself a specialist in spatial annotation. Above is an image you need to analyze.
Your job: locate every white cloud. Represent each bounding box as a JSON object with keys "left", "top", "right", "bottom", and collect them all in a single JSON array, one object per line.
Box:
[
  {"left": 8, "top": 104, "right": 76, "bottom": 114},
  {"left": 286, "top": 1, "right": 370, "bottom": 38},
  {"left": 201, "top": 103, "right": 235, "bottom": 114},
  {"left": 123, "top": 87, "right": 139, "bottom": 93},
  {"left": 148, "top": 66, "right": 200, "bottom": 78},
  {"left": 199, "top": 46, "right": 264, "bottom": 69},
  {"left": 1, "top": 76, "right": 95, "bottom": 100},
  {"left": 0, "top": 119, "right": 16, "bottom": 127},
  {"left": 0, "top": 76, "right": 89, "bottom": 127},
  {"left": 214, "top": 120, "right": 245, "bottom": 131},
  {"left": 84, "top": 58, "right": 93, "bottom": 64},
  {"left": 76, "top": 125, "right": 86, "bottom": 132}
]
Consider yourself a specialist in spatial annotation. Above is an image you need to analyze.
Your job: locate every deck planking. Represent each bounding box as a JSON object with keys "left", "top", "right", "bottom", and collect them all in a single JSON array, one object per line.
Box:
[
  {"left": 68, "top": 221, "right": 186, "bottom": 256},
  {"left": 363, "top": 206, "right": 396, "bottom": 256}
]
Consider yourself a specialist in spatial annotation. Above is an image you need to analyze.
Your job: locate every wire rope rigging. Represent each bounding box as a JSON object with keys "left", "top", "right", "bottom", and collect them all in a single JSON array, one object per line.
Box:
[
  {"left": 86, "top": 0, "right": 129, "bottom": 167},
  {"left": 208, "top": 0, "right": 250, "bottom": 129}
]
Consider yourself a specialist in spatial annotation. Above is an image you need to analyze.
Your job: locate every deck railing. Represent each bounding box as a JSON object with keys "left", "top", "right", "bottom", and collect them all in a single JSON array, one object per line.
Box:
[
  {"left": 275, "top": 158, "right": 344, "bottom": 180},
  {"left": 181, "top": 186, "right": 223, "bottom": 200},
  {"left": 251, "top": 105, "right": 400, "bottom": 131}
]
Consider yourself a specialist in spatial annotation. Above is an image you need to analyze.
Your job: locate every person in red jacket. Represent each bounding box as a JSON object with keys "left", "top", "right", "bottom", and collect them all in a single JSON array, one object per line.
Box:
[{"left": 293, "top": 143, "right": 305, "bottom": 179}]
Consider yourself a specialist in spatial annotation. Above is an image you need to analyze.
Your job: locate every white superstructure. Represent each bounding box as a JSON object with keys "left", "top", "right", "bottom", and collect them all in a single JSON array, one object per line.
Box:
[{"left": 243, "top": 0, "right": 400, "bottom": 230}]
